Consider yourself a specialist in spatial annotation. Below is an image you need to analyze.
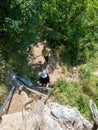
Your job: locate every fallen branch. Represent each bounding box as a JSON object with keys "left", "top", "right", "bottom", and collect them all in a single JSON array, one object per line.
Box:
[
  {"left": 89, "top": 100, "right": 98, "bottom": 130},
  {"left": 24, "top": 86, "right": 47, "bottom": 97}
]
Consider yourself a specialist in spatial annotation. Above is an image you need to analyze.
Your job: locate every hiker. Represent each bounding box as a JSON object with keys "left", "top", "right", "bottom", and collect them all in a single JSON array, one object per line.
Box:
[
  {"left": 42, "top": 46, "right": 49, "bottom": 63},
  {"left": 37, "top": 71, "right": 50, "bottom": 87}
]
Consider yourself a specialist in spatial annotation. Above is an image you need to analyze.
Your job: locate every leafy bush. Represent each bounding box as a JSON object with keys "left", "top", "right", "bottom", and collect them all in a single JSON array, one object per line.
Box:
[
  {"left": 0, "top": 0, "right": 42, "bottom": 85},
  {"left": 0, "top": 84, "right": 8, "bottom": 106},
  {"left": 40, "top": 0, "right": 98, "bottom": 65},
  {"left": 79, "top": 65, "right": 97, "bottom": 98}
]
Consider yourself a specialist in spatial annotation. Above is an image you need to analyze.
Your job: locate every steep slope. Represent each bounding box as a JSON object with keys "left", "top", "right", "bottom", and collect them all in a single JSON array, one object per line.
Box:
[
  {"left": 0, "top": 42, "right": 93, "bottom": 130},
  {"left": 29, "top": 42, "right": 79, "bottom": 83}
]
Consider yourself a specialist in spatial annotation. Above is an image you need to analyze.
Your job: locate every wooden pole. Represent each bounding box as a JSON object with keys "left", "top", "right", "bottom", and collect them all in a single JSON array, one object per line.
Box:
[{"left": 89, "top": 100, "right": 98, "bottom": 130}]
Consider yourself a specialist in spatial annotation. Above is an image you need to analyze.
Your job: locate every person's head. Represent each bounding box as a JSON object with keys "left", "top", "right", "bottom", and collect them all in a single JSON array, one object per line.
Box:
[{"left": 40, "top": 71, "right": 47, "bottom": 78}]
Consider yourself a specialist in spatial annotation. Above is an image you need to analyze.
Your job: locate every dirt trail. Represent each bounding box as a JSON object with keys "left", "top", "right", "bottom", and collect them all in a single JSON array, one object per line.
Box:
[
  {"left": 0, "top": 42, "right": 64, "bottom": 118},
  {"left": 29, "top": 42, "right": 67, "bottom": 83},
  {"left": 29, "top": 42, "right": 80, "bottom": 83},
  {"left": 0, "top": 42, "right": 78, "bottom": 116},
  {"left": 0, "top": 91, "right": 31, "bottom": 130},
  {"left": 0, "top": 42, "right": 79, "bottom": 130},
  {"left": 0, "top": 43, "right": 64, "bottom": 129}
]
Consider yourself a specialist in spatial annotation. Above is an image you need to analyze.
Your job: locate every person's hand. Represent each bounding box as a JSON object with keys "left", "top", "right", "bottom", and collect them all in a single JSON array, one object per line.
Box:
[{"left": 37, "top": 81, "right": 42, "bottom": 86}]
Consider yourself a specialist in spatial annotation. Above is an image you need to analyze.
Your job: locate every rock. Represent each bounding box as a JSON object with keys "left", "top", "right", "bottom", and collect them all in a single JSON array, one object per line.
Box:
[
  {"left": 41, "top": 115, "right": 62, "bottom": 130},
  {"left": 0, "top": 102, "right": 92, "bottom": 130},
  {"left": 42, "top": 102, "right": 92, "bottom": 130}
]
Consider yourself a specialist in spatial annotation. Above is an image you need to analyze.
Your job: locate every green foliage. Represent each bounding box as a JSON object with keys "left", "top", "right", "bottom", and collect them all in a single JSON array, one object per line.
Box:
[
  {"left": 0, "top": 0, "right": 98, "bottom": 80},
  {"left": 40, "top": 0, "right": 98, "bottom": 65},
  {"left": 79, "top": 65, "right": 97, "bottom": 98},
  {"left": 75, "top": 95, "right": 90, "bottom": 116},
  {"left": 0, "top": 0, "right": 42, "bottom": 82},
  {"left": 0, "top": 84, "right": 8, "bottom": 106}
]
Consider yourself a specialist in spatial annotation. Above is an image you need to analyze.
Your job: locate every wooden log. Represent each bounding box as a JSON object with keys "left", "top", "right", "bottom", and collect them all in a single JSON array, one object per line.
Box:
[
  {"left": 89, "top": 100, "right": 98, "bottom": 130},
  {"left": 24, "top": 86, "right": 47, "bottom": 97},
  {"left": 17, "top": 85, "right": 50, "bottom": 130}
]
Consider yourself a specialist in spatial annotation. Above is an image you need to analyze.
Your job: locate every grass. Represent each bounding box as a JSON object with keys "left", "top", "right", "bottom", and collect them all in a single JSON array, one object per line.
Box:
[
  {"left": 0, "top": 84, "right": 8, "bottom": 106},
  {"left": 48, "top": 57, "right": 98, "bottom": 121}
]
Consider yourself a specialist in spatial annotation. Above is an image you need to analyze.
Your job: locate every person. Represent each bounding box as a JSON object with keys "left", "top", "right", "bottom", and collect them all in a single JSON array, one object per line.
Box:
[
  {"left": 37, "top": 71, "right": 50, "bottom": 87},
  {"left": 42, "top": 46, "right": 49, "bottom": 63}
]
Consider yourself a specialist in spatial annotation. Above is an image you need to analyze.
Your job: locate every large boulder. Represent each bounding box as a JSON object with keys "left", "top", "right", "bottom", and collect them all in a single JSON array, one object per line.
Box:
[
  {"left": 0, "top": 102, "right": 92, "bottom": 130},
  {"left": 41, "top": 102, "right": 92, "bottom": 130}
]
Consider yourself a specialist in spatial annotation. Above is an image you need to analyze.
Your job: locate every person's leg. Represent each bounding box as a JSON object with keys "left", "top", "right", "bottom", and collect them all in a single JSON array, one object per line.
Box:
[
  {"left": 45, "top": 83, "right": 49, "bottom": 88},
  {"left": 43, "top": 83, "right": 46, "bottom": 87},
  {"left": 44, "top": 56, "right": 48, "bottom": 63}
]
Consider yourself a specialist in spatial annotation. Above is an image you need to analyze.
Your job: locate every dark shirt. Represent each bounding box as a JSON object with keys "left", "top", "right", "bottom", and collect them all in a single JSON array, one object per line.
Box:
[{"left": 39, "top": 74, "right": 50, "bottom": 85}]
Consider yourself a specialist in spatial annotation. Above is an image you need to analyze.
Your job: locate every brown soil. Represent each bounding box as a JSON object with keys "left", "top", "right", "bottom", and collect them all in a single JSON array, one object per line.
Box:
[{"left": 29, "top": 42, "right": 67, "bottom": 83}]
